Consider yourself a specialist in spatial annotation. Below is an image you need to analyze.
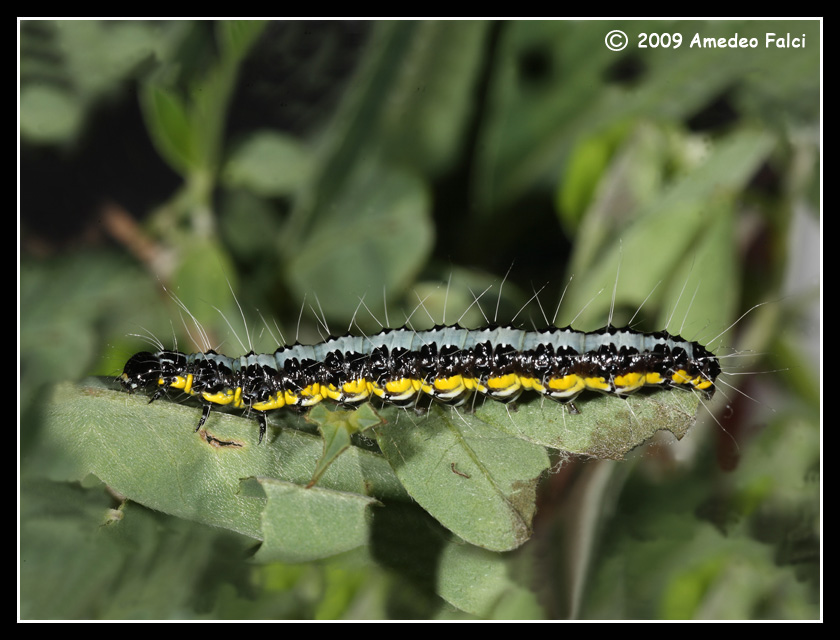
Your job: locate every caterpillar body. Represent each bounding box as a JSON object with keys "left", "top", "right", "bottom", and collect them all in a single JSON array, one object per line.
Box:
[{"left": 120, "top": 324, "right": 721, "bottom": 444}]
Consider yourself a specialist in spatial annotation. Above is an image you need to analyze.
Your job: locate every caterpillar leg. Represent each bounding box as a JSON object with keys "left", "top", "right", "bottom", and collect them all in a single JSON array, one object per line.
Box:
[
  {"left": 195, "top": 404, "right": 212, "bottom": 432},
  {"left": 257, "top": 412, "right": 267, "bottom": 445}
]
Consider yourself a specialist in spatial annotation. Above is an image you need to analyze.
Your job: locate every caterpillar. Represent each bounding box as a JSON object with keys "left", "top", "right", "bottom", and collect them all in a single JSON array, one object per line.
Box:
[{"left": 120, "top": 323, "right": 721, "bottom": 444}]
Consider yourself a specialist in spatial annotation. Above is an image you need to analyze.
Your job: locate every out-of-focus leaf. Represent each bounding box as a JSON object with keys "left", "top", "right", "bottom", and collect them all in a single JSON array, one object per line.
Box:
[
  {"left": 579, "top": 407, "right": 820, "bottom": 620},
  {"left": 20, "top": 85, "right": 85, "bottom": 144},
  {"left": 437, "top": 542, "right": 545, "bottom": 618},
  {"left": 557, "top": 123, "right": 628, "bottom": 228},
  {"left": 141, "top": 83, "right": 200, "bottom": 176},
  {"left": 19, "top": 20, "right": 166, "bottom": 144},
  {"left": 20, "top": 479, "right": 255, "bottom": 620},
  {"left": 217, "top": 20, "right": 267, "bottom": 61},
  {"left": 558, "top": 129, "right": 775, "bottom": 335},
  {"left": 222, "top": 131, "right": 313, "bottom": 196},
  {"left": 475, "top": 20, "right": 818, "bottom": 212},
  {"left": 377, "top": 21, "right": 488, "bottom": 176},
  {"left": 20, "top": 254, "right": 165, "bottom": 400},
  {"left": 285, "top": 162, "right": 433, "bottom": 321}
]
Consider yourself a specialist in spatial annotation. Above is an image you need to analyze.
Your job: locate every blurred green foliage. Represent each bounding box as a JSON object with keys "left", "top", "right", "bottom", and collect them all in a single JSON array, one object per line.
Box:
[{"left": 20, "top": 20, "right": 820, "bottom": 619}]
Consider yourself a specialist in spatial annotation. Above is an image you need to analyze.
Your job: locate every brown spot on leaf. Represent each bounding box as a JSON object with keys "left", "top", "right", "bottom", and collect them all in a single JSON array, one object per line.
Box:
[{"left": 198, "top": 429, "right": 243, "bottom": 448}]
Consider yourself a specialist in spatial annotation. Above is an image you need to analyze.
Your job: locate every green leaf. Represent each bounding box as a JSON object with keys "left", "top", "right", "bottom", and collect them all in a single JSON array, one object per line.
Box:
[
  {"left": 19, "top": 85, "right": 85, "bottom": 144},
  {"left": 19, "top": 20, "right": 166, "bottom": 145},
  {"left": 20, "top": 253, "right": 167, "bottom": 399},
  {"left": 20, "top": 479, "right": 255, "bottom": 619},
  {"left": 579, "top": 406, "right": 820, "bottom": 620},
  {"left": 20, "top": 479, "right": 127, "bottom": 619},
  {"left": 306, "top": 403, "right": 384, "bottom": 488},
  {"left": 374, "top": 404, "right": 550, "bottom": 552},
  {"left": 251, "top": 478, "right": 379, "bottom": 563},
  {"left": 217, "top": 20, "right": 267, "bottom": 61},
  {"left": 377, "top": 21, "right": 488, "bottom": 176},
  {"left": 140, "top": 21, "right": 264, "bottom": 183},
  {"left": 472, "top": 390, "right": 700, "bottom": 458},
  {"left": 222, "top": 131, "right": 313, "bottom": 196},
  {"left": 168, "top": 237, "right": 241, "bottom": 331},
  {"left": 141, "top": 83, "right": 199, "bottom": 176},
  {"left": 42, "top": 379, "right": 407, "bottom": 553},
  {"left": 557, "top": 124, "right": 626, "bottom": 227},
  {"left": 43, "top": 375, "right": 708, "bottom": 559},
  {"left": 285, "top": 162, "right": 434, "bottom": 320},
  {"left": 559, "top": 129, "right": 774, "bottom": 332},
  {"left": 437, "top": 542, "right": 545, "bottom": 618},
  {"left": 475, "top": 20, "right": 818, "bottom": 212},
  {"left": 369, "top": 390, "right": 699, "bottom": 555}
]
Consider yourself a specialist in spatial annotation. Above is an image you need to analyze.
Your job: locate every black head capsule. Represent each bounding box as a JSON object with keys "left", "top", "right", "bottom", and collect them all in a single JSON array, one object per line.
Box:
[
  {"left": 120, "top": 351, "right": 164, "bottom": 392},
  {"left": 121, "top": 350, "right": 188, "bottom": 396}
]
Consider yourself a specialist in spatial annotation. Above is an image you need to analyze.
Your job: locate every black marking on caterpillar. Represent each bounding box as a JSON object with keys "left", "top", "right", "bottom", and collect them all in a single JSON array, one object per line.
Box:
[{"left": 120, "top": 324, "right": 721, "bottom": 444}]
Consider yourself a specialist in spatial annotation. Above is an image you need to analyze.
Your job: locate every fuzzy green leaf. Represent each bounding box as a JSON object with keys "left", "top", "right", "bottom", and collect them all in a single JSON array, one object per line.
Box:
[
  {"left": 42, "top": 379, "right": 406, "bottom": 560},
  {"left": 250, "top": 478, "right": 379, "bottom": 563},
  {"left": 374, "top": 404, "right": 550, "bottom": 552},
  {"left": 306, "top": 403, "right": 384, "bottom": 488}
]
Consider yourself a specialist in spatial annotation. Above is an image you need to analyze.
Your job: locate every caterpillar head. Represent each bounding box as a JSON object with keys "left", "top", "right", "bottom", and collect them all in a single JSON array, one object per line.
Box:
[{"left": 120, "top": 351, "right": 186, "bottom": 392}]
